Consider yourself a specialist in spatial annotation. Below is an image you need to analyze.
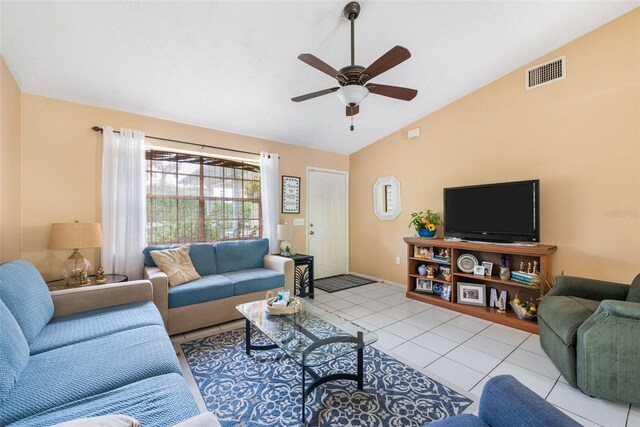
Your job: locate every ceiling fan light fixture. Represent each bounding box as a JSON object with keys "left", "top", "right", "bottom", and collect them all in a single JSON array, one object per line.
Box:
[{"left": 336, "top": 85, "right": 369, "bottom": 107}]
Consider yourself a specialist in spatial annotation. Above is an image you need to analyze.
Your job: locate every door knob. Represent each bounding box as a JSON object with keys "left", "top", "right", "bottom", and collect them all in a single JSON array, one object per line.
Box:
[{"left": 309, "top": 231, "right": 315, "bottom": 235}]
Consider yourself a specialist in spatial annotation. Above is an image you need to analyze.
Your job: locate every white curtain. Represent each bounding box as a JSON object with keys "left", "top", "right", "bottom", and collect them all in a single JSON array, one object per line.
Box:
[
  {"left": 101, "top": 126, "right": 146, "bottom": 280},
  {"left": 260, "top": 152, "right": 280, "bottom": 254}
]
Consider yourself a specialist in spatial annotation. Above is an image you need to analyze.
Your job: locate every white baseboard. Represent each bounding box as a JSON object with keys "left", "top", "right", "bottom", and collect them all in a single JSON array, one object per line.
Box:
[{"left": 348, "top": 271, "right": 405, "bottom": 289}]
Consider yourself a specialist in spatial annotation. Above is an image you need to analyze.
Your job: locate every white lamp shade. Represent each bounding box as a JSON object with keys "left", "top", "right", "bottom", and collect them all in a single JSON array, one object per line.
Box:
[
  {"left": 336, "top": 85, "right": 369, "bottom": 106},
  {"left": 277, "top": 224, "right": 294, "bottom": 241}
]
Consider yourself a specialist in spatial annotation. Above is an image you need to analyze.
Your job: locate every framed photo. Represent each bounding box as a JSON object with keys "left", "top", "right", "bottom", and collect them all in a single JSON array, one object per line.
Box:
[
  {"left": 457, "top": 282, "right": 487, "bottom": 306},
  {"left": 281, "top": 176, "right": 300, "bottom": 214},
  {"left": 416, "top": 278, "right": 433, "bottom": 293},
  {"left": 482, "top": 262, "right": 493, "bottom": 276},
  {"left": 473, "top": 265, "right": 486, "bottom": 276}
]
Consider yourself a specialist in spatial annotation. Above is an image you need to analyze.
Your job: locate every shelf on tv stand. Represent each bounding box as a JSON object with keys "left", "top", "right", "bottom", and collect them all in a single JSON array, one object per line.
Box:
[{"left": 404, "top": 237, "right": 557, "bottom": 334}]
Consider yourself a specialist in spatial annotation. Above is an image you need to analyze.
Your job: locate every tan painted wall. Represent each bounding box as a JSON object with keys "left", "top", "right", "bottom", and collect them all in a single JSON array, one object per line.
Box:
[
  {"left": 350, "top": 9, "right": 640, "bottom": 285},
  {"left": 0, "top": 58, "right": 22, "bottom": 262},
  {"left": 20, "top": 94, "right": 348, "bottom": 280}
]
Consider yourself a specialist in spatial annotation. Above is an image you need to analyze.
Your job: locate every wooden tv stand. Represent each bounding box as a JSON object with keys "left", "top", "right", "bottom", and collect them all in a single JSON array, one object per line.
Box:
[{"left": 403, "top": 237, "right": 557, "bottom": 333}]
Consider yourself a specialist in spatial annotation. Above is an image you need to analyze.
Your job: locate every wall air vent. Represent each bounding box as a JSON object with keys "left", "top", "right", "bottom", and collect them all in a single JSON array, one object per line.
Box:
[{"left": 525, "top": 55, "right": 565, "bottom": 90}]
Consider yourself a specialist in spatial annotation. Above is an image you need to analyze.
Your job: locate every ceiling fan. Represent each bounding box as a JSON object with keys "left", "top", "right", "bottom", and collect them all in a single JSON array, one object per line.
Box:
[{"left": 292, "top": 1, "right": 418, "bottom": 131}]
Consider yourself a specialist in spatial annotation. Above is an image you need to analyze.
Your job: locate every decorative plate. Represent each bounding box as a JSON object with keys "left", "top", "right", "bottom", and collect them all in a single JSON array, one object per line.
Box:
[{"left": 457, "top": 253, "right": 479, "bottom": 273}]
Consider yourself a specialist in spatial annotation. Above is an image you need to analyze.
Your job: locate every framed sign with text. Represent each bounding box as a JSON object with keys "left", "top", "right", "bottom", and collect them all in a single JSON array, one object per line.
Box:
[{"left": 282, "top": 175, "right": 300, "bottom": 214}]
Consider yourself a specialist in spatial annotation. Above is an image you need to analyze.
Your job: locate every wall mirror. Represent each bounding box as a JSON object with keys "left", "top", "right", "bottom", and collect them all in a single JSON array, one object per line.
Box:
[{"left": 373, "top": 176, "right": 401, "bottom": 220}]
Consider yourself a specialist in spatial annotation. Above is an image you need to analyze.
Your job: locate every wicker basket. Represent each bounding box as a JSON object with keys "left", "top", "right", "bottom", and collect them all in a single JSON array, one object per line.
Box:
[{"left": 265, "top": 297, "right": 303, "bottom": 316}]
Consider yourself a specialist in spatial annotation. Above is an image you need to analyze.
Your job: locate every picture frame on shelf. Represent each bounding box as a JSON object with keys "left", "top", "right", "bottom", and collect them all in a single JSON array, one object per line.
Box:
[
  {"left": 414, "top": 246, "right": 429, "bottom": 259},
  {"left": 473, "top": 265, "right": 486, "bottom": 276},
  {"left": 482, "top": 261, "right": 493, "bottom": 276},
  {"left": 416, "top": 278, "right": 433, "bottom": 293},
  {"left": 458, "top": 282, "right": 487, "bottom": 306}
]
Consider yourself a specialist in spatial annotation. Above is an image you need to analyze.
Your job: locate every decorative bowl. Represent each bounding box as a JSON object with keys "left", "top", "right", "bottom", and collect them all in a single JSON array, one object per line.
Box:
[
  {"left": 509, "top": 301, "right": 536, "bottom": 320},
  {"left": 418, "top": 228, "right": 436, "bottom": 238}
]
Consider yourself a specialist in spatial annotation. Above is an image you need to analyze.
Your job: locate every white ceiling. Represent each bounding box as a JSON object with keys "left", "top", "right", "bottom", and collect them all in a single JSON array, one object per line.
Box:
[{"left": 1, "top": 1, "right": 637, "bottom": 155}]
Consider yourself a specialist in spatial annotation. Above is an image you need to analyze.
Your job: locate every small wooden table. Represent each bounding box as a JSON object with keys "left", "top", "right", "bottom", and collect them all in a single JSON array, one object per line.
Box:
[{"left": 47, "top": 274, "right": 128, "bottom": 291}]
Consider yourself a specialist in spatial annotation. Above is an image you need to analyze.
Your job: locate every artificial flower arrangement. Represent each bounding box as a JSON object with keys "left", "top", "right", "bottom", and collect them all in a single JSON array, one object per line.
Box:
[{"left": 409, "top": 209, "right": 442, "bottom": 232}]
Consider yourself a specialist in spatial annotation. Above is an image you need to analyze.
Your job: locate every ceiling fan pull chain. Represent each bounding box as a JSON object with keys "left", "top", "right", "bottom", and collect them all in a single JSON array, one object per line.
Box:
[{"left": 350, "top": 109, "right": 355, "bottom": 131}]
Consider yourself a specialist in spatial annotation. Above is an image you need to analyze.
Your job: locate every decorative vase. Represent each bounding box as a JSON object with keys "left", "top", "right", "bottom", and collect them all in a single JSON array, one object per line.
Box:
[
  {"left": 418, "top": 228, "right": 436, "bottom": 238},
  {"left": 418, "top": 265, "right": 427, "bottom": 276}
]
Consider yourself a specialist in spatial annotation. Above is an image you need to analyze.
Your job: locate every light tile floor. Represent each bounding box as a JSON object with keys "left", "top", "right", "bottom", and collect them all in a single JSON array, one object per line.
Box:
[{"left": 171, "top": 281, "right": 637, "bottom": 426}]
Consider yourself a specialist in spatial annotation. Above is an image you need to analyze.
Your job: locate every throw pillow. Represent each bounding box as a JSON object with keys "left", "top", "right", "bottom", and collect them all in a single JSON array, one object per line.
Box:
[
  {"left": 53, "top": 415, "right": 140, "bottom": 427},
  {"left": 150, "top": 246, "right": 201, "bottom": 287}
]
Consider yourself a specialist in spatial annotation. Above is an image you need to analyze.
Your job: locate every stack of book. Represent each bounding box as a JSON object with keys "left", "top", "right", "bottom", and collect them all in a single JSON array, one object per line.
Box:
[
  {"left": 510, "top": 271, "right": 538, "bottom": 285},
  {"left": 432, "top": 255, "right": 450, "bottom": 263}
]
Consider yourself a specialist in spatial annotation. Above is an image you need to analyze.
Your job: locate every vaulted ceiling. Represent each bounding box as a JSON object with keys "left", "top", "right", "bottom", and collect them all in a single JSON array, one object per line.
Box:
[{"left": 1, "top": 1, "right": 637, "bottom": 154}]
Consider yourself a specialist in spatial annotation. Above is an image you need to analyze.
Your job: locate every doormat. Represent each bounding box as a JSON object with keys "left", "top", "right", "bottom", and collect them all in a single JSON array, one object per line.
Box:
[
  {"left": 314, "top": 274, "right": 376, "bottom": 293},
  {"left": 181, "top": 328, "right": 474, "bottom": 426}
]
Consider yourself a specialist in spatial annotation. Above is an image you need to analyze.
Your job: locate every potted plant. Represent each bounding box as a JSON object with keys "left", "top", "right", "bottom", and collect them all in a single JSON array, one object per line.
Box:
[{"left": 409, "top": 209, "right": 442, "bottom": 238}]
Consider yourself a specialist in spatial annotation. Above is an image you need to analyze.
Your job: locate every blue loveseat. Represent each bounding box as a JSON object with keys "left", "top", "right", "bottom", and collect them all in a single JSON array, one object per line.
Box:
[
  {"left": 143, "top": 238, "right": 294, "bottom": 335},
  {"left": 428, "top": 375, "right": 580, "bottom": 427},
  {"left": 0, "top": 260, "right": 213, "bottom": 426}
]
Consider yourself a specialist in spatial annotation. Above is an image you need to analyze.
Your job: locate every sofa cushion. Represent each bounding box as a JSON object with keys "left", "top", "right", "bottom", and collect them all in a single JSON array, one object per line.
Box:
[
  {"left": 215, "top": 238, "right": 269, "bottom": 273},
  {"left": 9, "top": 373, "right": 200, "bottom": 427},
  {"left": 29, "top": 301, "right": 164, "bottom": 355},
  {"left": 143, "top": 245, "right": 179, "bottom": 267},
  {"left": 0, "top": 260, "right": 54, "bottom": 344},
  {"left": 143, "top": 244, "right": 218, "bottom": 277},
  {"left": 223, "top": 268, "right": 284, "bottom": 296},
  {"left": 626, "top": 273, "right": 640, "bottom": 303},
  {"left": 538, "top": 295, "right": 600, "bottom": 346},
  {"left": 185, "top": 244, "right": 218, "bottom": 276},
  {"left": 0, "top": 325, "right": 181, "bottom": 425},
  {"left": 168, "top": 275, "right": 234, "bottom": 309},
  {"left": 0, "top": 300, "right": 30, "bottom": 404},
  {"left": 150, "top": 246, "right": 201, "bottom": 286}
]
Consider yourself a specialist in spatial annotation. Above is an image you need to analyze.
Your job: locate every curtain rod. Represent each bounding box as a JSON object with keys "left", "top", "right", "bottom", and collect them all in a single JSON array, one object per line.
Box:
[{"left": 91, "top": 126, "right": 261, "bottom": 157}]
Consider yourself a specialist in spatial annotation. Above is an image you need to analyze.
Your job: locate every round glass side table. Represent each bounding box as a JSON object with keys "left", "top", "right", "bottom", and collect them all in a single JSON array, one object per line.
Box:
[{"left": 46, "top": 274, "right": 128, "bottom": 291}]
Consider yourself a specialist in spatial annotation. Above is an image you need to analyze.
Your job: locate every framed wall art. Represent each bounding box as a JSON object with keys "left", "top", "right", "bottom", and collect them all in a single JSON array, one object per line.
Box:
[{"left": 282, "top": 175, "right": 300, "bottom": 214}]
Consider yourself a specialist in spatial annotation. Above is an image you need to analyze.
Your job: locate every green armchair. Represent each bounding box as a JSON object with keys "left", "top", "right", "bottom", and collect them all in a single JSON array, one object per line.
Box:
[{"left": 538, "top": 274, "right": 640, "bottom": 405}]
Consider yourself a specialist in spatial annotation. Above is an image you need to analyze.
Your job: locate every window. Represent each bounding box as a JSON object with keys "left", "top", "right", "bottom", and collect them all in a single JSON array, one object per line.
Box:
[{"left": 146, "top": 150, "right": 261, "bottom": 245}]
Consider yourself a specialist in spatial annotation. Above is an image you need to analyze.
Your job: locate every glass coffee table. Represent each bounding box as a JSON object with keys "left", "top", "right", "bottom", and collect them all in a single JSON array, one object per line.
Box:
[{"left": 236, "top": 299, "right": 378, "bottom": 421}]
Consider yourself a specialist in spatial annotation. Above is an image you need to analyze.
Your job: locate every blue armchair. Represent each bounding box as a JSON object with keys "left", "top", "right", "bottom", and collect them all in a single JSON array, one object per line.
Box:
[{"left": 428, "top": 375, "right": 580, "bottom": 426}]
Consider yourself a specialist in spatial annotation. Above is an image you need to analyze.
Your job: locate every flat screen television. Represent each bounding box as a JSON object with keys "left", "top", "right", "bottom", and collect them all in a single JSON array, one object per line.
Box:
[{"left": 444, "top": 180, "right": 540, "bottom": 243}]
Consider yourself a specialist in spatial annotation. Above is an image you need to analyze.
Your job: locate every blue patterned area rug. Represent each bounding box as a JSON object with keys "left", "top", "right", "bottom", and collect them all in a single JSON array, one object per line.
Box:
[{"left": 181, "top": 329, "right": 473, "bottom": 426}]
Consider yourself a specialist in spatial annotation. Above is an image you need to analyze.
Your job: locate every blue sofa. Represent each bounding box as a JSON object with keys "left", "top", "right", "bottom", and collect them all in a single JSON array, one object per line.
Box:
[
  {"left": 428, "top": 375, "right": 580, "bottom": 427},
  {"left": 0, "top": 260, "right": 213, "bottom": 426},
  {"left": 143, "top": 238, "right": 294, "bottom": 335}
]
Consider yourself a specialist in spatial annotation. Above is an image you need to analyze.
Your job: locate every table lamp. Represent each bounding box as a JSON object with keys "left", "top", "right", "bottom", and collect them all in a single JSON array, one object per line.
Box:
[
  {"left": 277, "top": 223, "right": 294, "bottom": 255},
  {"left": 48, "top": 220, "right": 102, "bottom": 285}
]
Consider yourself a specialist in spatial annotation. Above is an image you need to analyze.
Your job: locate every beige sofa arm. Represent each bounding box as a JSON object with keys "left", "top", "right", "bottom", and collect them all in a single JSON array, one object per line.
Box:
[
  {"left": 144, "top": 266, "right": 169, "bottom": 326},
  {"left": 264, "top": 255, "right": 294, "bottom": 294},
  {"left": 51, "top": 280, "right": 152, "bottom": 318}
]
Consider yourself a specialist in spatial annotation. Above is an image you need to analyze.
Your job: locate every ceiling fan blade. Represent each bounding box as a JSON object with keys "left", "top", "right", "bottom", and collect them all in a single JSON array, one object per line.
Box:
[
  {"left": 298, "top": 54, "right": 347, "bottom": 82},
  {"left": 346, "top": 105, "right": 360, "bottom": 116},
  {"left": 366, "top": 83, "right": 417, "bottom": 101},
  {"left": 360, "top": 46, "right": 411, "bottom": 82},
  {"left": 291, "top": 87, "right": 339, "bottom": 102}
]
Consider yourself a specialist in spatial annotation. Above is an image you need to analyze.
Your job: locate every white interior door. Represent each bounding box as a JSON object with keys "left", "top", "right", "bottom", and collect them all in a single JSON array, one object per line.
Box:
[{"left": 307, "top": 168, "right": 348, "bottom": 279}]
